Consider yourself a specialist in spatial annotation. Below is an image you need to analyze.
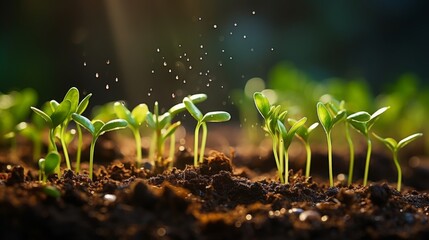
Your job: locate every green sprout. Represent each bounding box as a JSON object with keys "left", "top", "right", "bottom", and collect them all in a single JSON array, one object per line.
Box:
[
  {"left": 254, "top": 92, "right": 306, "bottom": 183},
  {"left": 71, "top": 113, "right": 127, "bottom": 180},
  {"left": 288, "top": 119, "right": 319, "bottom": 178},
  {"left": 114, "top": 102, "right": 148, "bottom": 168},
  {"left": 38, "top": 151, "right": 60, "bottom": 183},
  {"left": 373, "top": 132, "right": 423, "bottom": 191},
  {"left": 183, "top": 96, "right": 231, "bottom": 167},
  {"left": 347, "top": 106, "right": 389, "bottom": 186},
  {"left": 316, "top": 102, "right": 346, "bottom": 187}
]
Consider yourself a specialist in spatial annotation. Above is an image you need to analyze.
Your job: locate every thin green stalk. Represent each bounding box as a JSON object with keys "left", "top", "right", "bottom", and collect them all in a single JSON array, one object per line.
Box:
[
  {"left": 60, "top": 127, "right": 71, "bottom": 169},
  {"left": 75, "top": 125, "right": 82, "bottom": 173},
  {"left": 156, "top": 128, "right": 164, "bottom": 165},
  {"left": 345, "top": 122, "right": 355, "bottom": 185},
  {"left": 169, "top": 133, "right": 175, "bottom": 168},
  {"left": 327, "top": 132, "right": 334, "bottom": 187},
  {"left": 284, "top": 150, "right": 289, "bottom": 184},
  {"left": 199, "top": 122, "right": 207, "bottom": 164},
  {"left": 89, "top": 139, "right": 96, "bottom": 180},
  {"left": 194, "top": 123, "right": 201, "bottom": 166},
  {"left": 133, "top": 129, "right": 142, "bottom": 168},
  {"left": 272, "top": 138, "right": 284, "bottom": 183},
  {"left": 393, "top": 152, "right": 402, "bottom": 191},
  {"left": 149, "top": 132, "right": 156, "bottom": 165},
  {"left": 305, "top": 142, "right": 311, "bottom": 178},
  {"left": 279, "top": 137, "right": 285, "bottom": 182},
  {"left": 363, "top": 137, "right": 372, "bottom": 186},
  {"left": 49, "top": 129, "right": 57, "bottom": 151}
]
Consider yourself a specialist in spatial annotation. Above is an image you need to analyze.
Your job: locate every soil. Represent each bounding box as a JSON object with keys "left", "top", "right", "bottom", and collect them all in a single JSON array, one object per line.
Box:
[{"left": 1, "top": 134, "right": 429, "bottom": 239}]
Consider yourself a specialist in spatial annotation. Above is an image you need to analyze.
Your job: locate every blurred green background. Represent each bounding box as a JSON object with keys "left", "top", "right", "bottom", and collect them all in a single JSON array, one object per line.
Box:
[{"left": 1, "top": 0, "right": 428, "bottom": 108}]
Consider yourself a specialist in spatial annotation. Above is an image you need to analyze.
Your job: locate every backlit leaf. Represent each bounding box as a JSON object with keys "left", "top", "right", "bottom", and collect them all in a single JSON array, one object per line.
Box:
[
  {"left": 131, "top": 103, "right": 148, "bottom": 125},
  {"left": 77, "top": 93, "right": 92, "bottom": 114},
  {"left": 202, "top": 111, "right": 231, "bottom": 123},
  {"left": 100, "top": 119, "right": 128, "bottom": 135},
  {"left": 72, "top": 113, "right": 95, "bottom": 135},
  {"left": 44, "top": 151, "right": 60, "bottom": 175},
  {"left": 397, "top": 133, "right": 423, "bottom": 150},
  {"left": 184, "top": 97, "right": 203, "bottom": 121},
  {"left": 51, "top": 100, "right": 71, "bottom": 128},
  {"left": 317, "top": 102, "right": 332, "bottom": 133},
  {"left": 253, "top": 92, "right": 271, "bottom": 119}
]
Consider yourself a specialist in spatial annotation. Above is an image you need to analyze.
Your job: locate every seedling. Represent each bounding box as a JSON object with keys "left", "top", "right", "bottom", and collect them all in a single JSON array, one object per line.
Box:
[
  {"left": 72, "top": 113, "right": 127, "bottom": 179},
  {"left": 254, "top": 92, "right": 306, "bottom": 183},
  {"left": 183, "top": 96, "right": 231, "bottom": 166},
  {"left": 114, "top": 102, "right": 148, "bottom": 168},
  {"left": 288, "top": 119, "right": 319, "bottom": 178},
  {"left": 347, "top": 106, "right": 389, "bottom": 186},
  {"left": 317, "top": 102, "right": 346, "bottom": 187},
  {"left": 38, "top": 151, "right": 61, "bottom": 183},
  {"left": 373, "top": 132, "right": 422, "bottom": 191}
]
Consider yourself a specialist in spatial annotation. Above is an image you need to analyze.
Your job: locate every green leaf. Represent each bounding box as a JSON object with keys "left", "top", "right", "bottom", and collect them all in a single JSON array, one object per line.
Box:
[
  {"left": 289, "top": 117, "right": 307, "bottom": 136},
  {"left": 278, "top": 110, "right": 288, "bottom": 122},
  {"left": 158, "top": 112, "right": 172, "bottom": 129},
  {"left": 307, "top": 122, "right": 319, "bottom": 133},
  {"left": 161, "top": 121, "right": 181, "bottom": 141},
  {"left": 72, "top": 113, "right": 95, "bottom": 135},
  {"left": 277, "top": 120, "right": 287, "bottom": 139},
  {"left": 38, "top": 158, "right": 45, "bottom": 171},
  {"left": 113, "top": 102, "right": 136, "bottom": 127},
  {"left": 184, "top": 97, "right": 203, "bottom": 121},
  {"left": 253, "top": 92, "right": 271, "bottom": 119},
  {"left": 100, "top": 119, "right": 128, "bottom": 134},
  {"left": 368, "top": 106, "right": 390, "bottom": 129},
  {"left": 50, "top": 100, "right": 59, "bottom": 111},
  {"left": 317, "top": 102, "right": 332, "bottom": 133},
  {"left": 44, "top": 151, "right": 61, "bottom": 175},
  {"left": 202, "top": 111, "right": 231, "bottom": 122},
  {"left": 77, "top": 93, "right": 92, "bottom": 114},
  {"left": 331, "top": 110, "right": 346, "bottom": 126},
  {"left": 169, "top": 93, "right": 207, "bottom": 116},
  {"left": 348, "top": 119, "right": 368, "bottom": 136},
  {"left": 373, "top": 133, "right": 396, "bottom": 152},
  {"left": 131, "top": 104, "right": 148, "bottom": 125},
  {"left": 347, "top": 111, "right": 371, "bottom": 122},
  {"left": 31, "top": 107, "right": 52, "bottom": 126},
  {"left": 189, "top": 93, "right": 208, "bottom": 103},
  {"left": 397, "top": 133, "right": 423, "bottom": 150},
  {"left": 63, "top": 87, "right": 79, "bottom": 113},
  {"left": 93, "top": 120, "right": 105, "bottom": 136},
  {"left": 146, "top": 111, "right": 156, "bottom": 129},
  {"left": 51, "top": 100, "right": 71, "bottom": 128}
]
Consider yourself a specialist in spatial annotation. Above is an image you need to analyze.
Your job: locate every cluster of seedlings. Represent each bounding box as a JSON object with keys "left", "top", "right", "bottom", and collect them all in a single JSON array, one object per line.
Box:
[
  {"left": 29, "top": 87, "right": 230, "bottom": 182},
  {"left": 254, "top": 91, "right": 422, "bottom": 191}
]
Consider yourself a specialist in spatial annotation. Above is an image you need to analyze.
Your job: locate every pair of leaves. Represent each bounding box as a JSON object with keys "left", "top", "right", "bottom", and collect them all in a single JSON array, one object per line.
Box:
[
  {"left": 317, "top": 102, "right": 346, "bottom": 134},
  {"left": 288, "top": 118, "right": 319, "bottom": 142},
  {"left": 113, "top": 102, "right": 148, "bottom": 130},
  {"left": 278, "top": 117, "right": 307, "bottom": 149},
  {"left": 71, "top": 113, "right": 128, "bottom": 140},
  {"left": 373, "top": 132, "right": 423, "bottom": 153},
  {"left": 169, "top": 93, "right": 207, "bottom": 116},
  {"left": 253, "top": 92, "right": 288, "bottom": 136},
  {"left": 38, "top": 151, "right": 61, "bottom": 175},
  {"left": 183, "top": 97, "right": 231, "bottom": 123},
  {"left": 347, "top": 107, "right": 390, "bottom": 136}
]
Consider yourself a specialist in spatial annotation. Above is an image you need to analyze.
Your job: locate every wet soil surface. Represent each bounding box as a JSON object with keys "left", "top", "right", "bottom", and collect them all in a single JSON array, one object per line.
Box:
[{"left": 1, "top": 149, "right": 429, "bottom": 240}]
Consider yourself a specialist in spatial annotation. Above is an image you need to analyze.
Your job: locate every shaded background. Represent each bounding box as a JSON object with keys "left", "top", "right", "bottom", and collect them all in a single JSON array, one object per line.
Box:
[{"left": 1, "top": 0, "right": 428, "bottom": 109}]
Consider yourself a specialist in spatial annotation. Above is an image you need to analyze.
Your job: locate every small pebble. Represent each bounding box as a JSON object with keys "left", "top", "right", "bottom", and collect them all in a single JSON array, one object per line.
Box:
[{"left": 299, "top": 210, "right": 321, "bottom": 222}]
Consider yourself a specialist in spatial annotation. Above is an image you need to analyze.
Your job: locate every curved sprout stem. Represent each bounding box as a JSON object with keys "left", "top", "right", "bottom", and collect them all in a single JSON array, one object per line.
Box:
[
  {"left": 327, "top": 132, "right": 334, "bottom": 187},
  {"left": 60, "top": 127, "right": 71, "bottom": 169},
  {"left": 272, "top": 139, "right": 284, "bottom": 183},
  {"left": 199, "top": 122, "right": 208, "bottom": 164},
  {"left": 279, "top": 137, "right": 285, "bottom": 183},
  {"left": 363, "top": 137, "right": 372, "bottom": 186},
  {"left": 345, "top": 122, "right": 355, "bottom": 185},
  {"left": 75, "top": 125, "right": 82, "bottom": 173},
  {"left": 193, "top": 122, "right": 201, "bottom": 166},
  {"left": 284, "top": 150, "right": 289, "bottom": 184},
  {"left": 89, "top": 139, "right": 96, "bottom": 180},
  {"left": 305, "top": 142, "right": 311, "bottom": 178},
  {"left": 393, "top": 151, "right": 402, "bottom": 191},
  {"left": 133, "top": 128, "right": 142, "bottom": 168}
]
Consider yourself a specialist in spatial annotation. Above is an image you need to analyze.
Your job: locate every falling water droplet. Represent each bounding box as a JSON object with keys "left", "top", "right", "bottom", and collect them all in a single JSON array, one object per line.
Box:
[
  {"left": 221, "top": 85, "right": 224, "bottom": 89},
  {"left": 186, "top": 58, "right": 190, "bottom": 62},
  {"left": 151, "top": 70, "right": 155, "bottom": 74},
  {"left": 157, "top": 48, "right": 160, "bottom": 52},
  {"left": 178, "top": 44, "right": 182, "bottom": 48},
  {"left": 271, "top": 47, "right": 274, "bottom": 51},
  {"left": 199, "top": 57, "right": 203, "bottom": 61},
  {"left": 168, "top": 69, "right": 172, "bottom": 73},
  {"left": 206, "top": 83, "right": 210, "bottom": 87},
  {"left": 221, "top": 49, "right": 225, "bottom": 53},
  {"left": 175, "top": 75, "right": 179, "bottom": 80},
  {"left": 83, "top": 62, "right": 87, "bottom": 67},
  {"left": 234, "top": 23, "right": 238, "bottom": 27},
  {"left": 243, "top": 35, "right": 247, "bottom": 39},
  {"left": 229, "top": 56, "right": 233, "bottom": 60},
  {"left": 200, "top": 44, "right": 204, "bottom": 49},
  {"left": 183, "top": 53, "right": 187, "bottom": 57},
  {"left": 106, "top": 59, "right": 110, "bottom": 65},
  {"left": 213, "top": 24, "right": 217, "bottom": 29},
  {"left": 105, "top": 84, "right": 109, "bottom": 90},
  {"left": 199, "top": 72, "right": 203, "bottom": 76},
  {"left": 198, "top": 17, "right": 202, "bottom": 21},
  {"left": 115, "top": 77, "right": 119, "bottom": 82},
  {"left": 148, "top": 92, "right": 151, "bottom": 96},
  {"left": 188, "top": 66, "right": 193, "bottom": 70},
  {"left": 95, "top": 73, "right": 99, "bottom": 78},
  {"left": 163, "top": 62, "right": 167, "bottom": 66},
  {"left": 252, "top": 11, "right": 256, "bottom": 15},
  {"left": 183, "top": 79, "right": 186, "bottom": 84},
  {"left": 229, "top": 32, "right": 233, "bottom": 35},
  {"left": 250, "top": 48, "right": 254, "bottom": 52},
  {"left": 171, "top": 93, "right": 175, "bottom": 98}
]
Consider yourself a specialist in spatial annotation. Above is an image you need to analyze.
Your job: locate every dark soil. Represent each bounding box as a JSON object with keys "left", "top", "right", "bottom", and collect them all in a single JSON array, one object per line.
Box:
[{"left": 1, "top": 141, "right": 429, "bottom": 240}]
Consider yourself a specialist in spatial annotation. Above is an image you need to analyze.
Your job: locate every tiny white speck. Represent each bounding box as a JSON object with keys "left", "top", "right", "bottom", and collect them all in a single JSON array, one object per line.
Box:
[
  {"left": 163, "top": 62, "right": 167, "bottom": 66},
  {"left": 175, "top": 75, "right": 179, "bottom": 80},
  {"left": 95, "top": 73, "right": 99, "bottom": 78},
  {"left": 83, "top": 62, "right": 87, "bottom": 67},
  {"left": 252, "top": 11, "right": 256, "bottom": 15},
  {"left": 156, "top": 48, "right": 160, "bottom": 52},
  {"left": 115, "top": 77, "right": 118, "bottom": 82},
  {"left": 213, "top": 24, "right": 217, "bottom": 29},
  {"left": 198, "top": 17, "right": 202, "bottom": 21},
  {"left": 243, "top": 35, "right": 247, "bottom": 39},
  {"left": 106, "top": 59, "right": 110, "bottom": 65},
  {"left": 229, "top": 56, "right": 233, "bottom": 60},
  {"left": 178, "top": 44, "right": 182, "bottom": 48},
  {"left": 105, "top": 84, "right": 109, "bottom": 90},
  {"left": 189, "top": 66, "right": 192, "bottom": 70},
  {"left": 151, "top": 70, "right": 155, "bottom": 74},
  {"left": 234, "top": 23, "right": 238, "bottom": 27},
  {"left": 200, "top": 44, "right": 204, "bottom": 49},
  {"left": 271, "top": 47, "right": 274, "bottom": 51}
]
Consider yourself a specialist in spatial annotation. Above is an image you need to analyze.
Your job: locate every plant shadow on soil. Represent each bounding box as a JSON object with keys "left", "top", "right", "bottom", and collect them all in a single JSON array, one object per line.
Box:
[{"left": 1, "top": 133, "right": 429, "bottom": 239}]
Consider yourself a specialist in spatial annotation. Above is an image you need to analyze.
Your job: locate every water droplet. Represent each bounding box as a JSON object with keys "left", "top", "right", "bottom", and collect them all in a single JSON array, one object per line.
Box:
[
  {"left": 199, "top": 72, "right": 203, "bottom": 76},
  {"left": 243, "top": 35, "right": 247, "bottom": 39},
  {"left": 183, "top": 53, "right": 187, "bottom": 57},
  {"left": 229, "top": 56, "right": 233, "bottom": 60},
  {"left": 208, "top": 78, "right": 212, "bottom": 82},
  {"left": 213, "top": 24, "right": 217, "bottom": 29},
  {"left": 95, "top": 73, "right": 99, "bottom": 78},
  {"left": 115, "top": 77, "right": 119, "bottom": 82},
  {"left": 199, "top": 57, "right": 203, "bottom": 60},
  {"left": 271, "top": 47, "right": 274, "bottom": 51},
  {"left": 221, "top": 49, "right": 225, "bottom": 53},
  {"left": 221, "top": 85, "right": 224, "bottom": 88},
  {"left": 200, "top": 44, "right": 204, "bottom": 49},
  {"left": 229, "top": 32, "right": 233, "bottom": 35},
  {"left": 178, "top": 44, "right": 182, "bottom": 48},
  {"left": 252, "top": 11, "right": 256, "bottom": 15},
  {"left": 105, "top": 84, "right": 109, "bottom": 90},
  {"left": 168, "top": 69, "right": 172, "bottom": 73},
  {"left": 234, "top": 23, "right": 238, "bottom": 27},
  {"left": 163, "top": 62, "right": 167, "bottom": 66},
  {"left": 206, "top": 83, "right": 210, "bottom": 87},
  {"left": 183, "top": 80, "right": 186, "bottom": 84},
  {"left": 250, "top": 48, "right": 254, "bottom": 52},
  {"left": 186, "top": 58, "right": 190, "bottom": 62},
  {"left": 106, "top": 59, "right": 110, "bottom": 65},
  {"left": 219, "top": 62, "right": 223, "bottom": 67},
  {"left": 175, "top": 75, "right": 179, "bottom": 80},
  {"left": 148, "top": 92, "right": 151, "bottom": 96},
  {"left": 156, "top": 48, "right": 160, "bottom": 52},
  {"left": 198, "top": 17, "right": 202, "bottom": 21},
  {"left": 204, "top": 52, "right": 208, "bottom": 55},
  {"left": 151, "top": 70, "right": 155, "bottom": 74},
  {"left": 171, "top": 93, "right": 175, "bottom": 98},
  {"left": 83, "top": 62, "right": 87, "bottom": 67},
  {"left": 149, "top": 88, "right": 153, "bottom": 91}
]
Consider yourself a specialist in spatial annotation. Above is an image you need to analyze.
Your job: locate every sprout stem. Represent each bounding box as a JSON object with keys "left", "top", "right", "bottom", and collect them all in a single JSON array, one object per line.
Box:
[
  {"left": 363, "top": 137, "right": 372, "bottom": 186},
  {"left": 169, "top": 133, "right": 175, "bottom": 168},
  {"left": 199, "top": 122, "right": 207, "bottom": 164},
  {"left": 194, "top": 123, "right": 201, "bottom": 166},
  {"left": 393, "top": 151, "right": 402, "bottom": 191},
  {"left": 284, "top": 150, "right": 289, "bottom": 184},
  {"left": 327, "top": 132, "right": 334, "bottom": 187},
  {"left": 305, "top": 142, "right": 311, "bottom": 178},
  {"left": 149, "top": 132, "right": 156, "bottom": 165},
  {"left": 60, "top": 127, "right": 71, "bottom": 169},
  {"left": 272, "top": 139, "right": 284, "bottom": 183},
  {"left": 345, "top": 122, "right": 355, "bottom": 185},
  {"left": 89, "top": 139, "right": 96, "bottom": 180},
  {"left": 279, "top": 137, "right": 285, "bottom": 183},
  {"left": 133, "top": 129, "right": 142, "bottom": 168},
  {"left": 75, "top": 125, "right": 82, "bottom": 173}
]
